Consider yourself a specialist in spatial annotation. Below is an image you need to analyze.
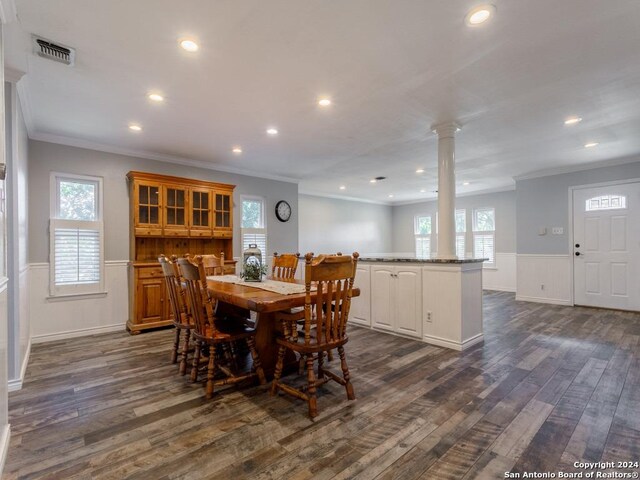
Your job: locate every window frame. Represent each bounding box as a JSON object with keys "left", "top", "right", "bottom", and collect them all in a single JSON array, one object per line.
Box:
[
  {"left": 49, "top": 172, "right": 105, "bottom": 297},
  {"left": 240, "top": 195, "right": 268, "bottom": 260},
  {"left": 414, "top": 214, "right": 432, "bottom": 259},
  {"left": 472, "top": 207, "right": 496, "bottom": 267}
]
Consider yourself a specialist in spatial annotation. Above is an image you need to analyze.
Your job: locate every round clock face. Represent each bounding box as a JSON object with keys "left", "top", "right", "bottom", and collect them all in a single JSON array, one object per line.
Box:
[{"left": 275, "top": 200, "right": 292, "bottom": 222}]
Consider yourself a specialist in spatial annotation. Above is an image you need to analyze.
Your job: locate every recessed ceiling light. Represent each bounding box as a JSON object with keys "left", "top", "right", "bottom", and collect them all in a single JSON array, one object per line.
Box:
[
  {"left": 318, "top": 98, "right": 331, "bottom": 107},
  {"left": 388, "top": 194, "right": 394, "bottom": 198},
  {"left": 584, "top": 142, "right": 599, "bottom": 148},
  {"left": 463, "top": 181, "right": 470, "bottom": 186},
  {"left": 564, "top": 116, "right": 582, "bottom": 125},
  {"left": 370, "top": 179, "right": 377, "bottom": 184},
  {"left": 232, "top": 147, "right": 242, "bottom": 154},
  {"left": 416, "top": 168, "right": 425, "bottom": 174},
  {"left": 128, "top": 124, "right": 142, "bottom": 132},
  {"left": 465, "top": 4, "right": 496, "bottom": 26},
  {"left": 148, "top": 93, "right": 164, "bottom": 102},
  {"left": 420, "top": 189, "right": 426, "bottom": 193},
  {"left": 179, "top": 39, "right": 199, "bottom": 52},
  {"left": 339, "top": 185, "right": 346, "bottom": 190},
  {"left": 266, "top": 128, "right": 278, "bottom": 135}
]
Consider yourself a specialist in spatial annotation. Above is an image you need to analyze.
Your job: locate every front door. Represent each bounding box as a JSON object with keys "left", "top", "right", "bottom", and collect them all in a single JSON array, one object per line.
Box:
[{"left": 573, "top": 182, "right": 640, "bottom": 311}]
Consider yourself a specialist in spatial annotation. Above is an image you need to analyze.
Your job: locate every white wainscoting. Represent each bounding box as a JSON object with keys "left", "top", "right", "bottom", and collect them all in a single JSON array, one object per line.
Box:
[
  {"left": 483, "top": 252, "right": 516, "bottom": 292},
  {"left": 9, "top": 266, "right": 31, "bottom": 391},
  {"left": 516, "top": 254, "right": 572, "bottom": 305},
  {"left": 29, "top": 261, "right": 129, "bottom": 343},
  {"left": 0, "top": 424, "right": 10, "bottom": 480}
]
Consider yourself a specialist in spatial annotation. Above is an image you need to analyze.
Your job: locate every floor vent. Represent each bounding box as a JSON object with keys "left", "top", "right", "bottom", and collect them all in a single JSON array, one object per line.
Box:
[{"left": 32, "top": 36, "right": 75, "bottom": 66}]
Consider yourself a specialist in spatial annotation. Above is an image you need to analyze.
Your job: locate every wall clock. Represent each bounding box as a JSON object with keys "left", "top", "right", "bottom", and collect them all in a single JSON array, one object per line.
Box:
[{"left": 275, "top": 200, "right": 292, "bottom": 222}]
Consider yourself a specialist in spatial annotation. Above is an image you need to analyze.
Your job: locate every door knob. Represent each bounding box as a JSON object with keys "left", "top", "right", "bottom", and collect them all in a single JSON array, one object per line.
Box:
[
  {"left": 575, "top": 243, "right": 580, "bottom": 248},
  {"left": 575, "top": 252, "right": 581, "bottom": 256}
]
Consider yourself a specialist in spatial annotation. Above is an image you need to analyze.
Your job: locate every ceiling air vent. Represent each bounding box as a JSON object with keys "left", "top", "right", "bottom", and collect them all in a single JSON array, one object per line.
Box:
[{"left": 32, "top": 36, "right": 75, "bottom": 66}]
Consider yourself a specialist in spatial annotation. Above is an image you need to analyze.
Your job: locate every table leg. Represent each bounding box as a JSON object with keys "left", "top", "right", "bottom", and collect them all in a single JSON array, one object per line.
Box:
[{"left": 255, "top": 311, "right": 297, "bottom": 378}]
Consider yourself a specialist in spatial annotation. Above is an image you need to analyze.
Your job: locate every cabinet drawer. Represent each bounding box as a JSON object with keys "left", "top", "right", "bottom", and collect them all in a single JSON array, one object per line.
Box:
[
  {"left": 213, "top": 230, "right": 232, "bottom": 239},
  {"left": 135, "top": 227, "right": 163, "bottom": 237},
  {"left": 190, "top": 229, "right": 213, "bottom": 238},
  {"left": 136, "top": 266, "right": 163, "bottom": 279},
  {"left": 163, "top": 229, "right": 189, "bottom": 237}
]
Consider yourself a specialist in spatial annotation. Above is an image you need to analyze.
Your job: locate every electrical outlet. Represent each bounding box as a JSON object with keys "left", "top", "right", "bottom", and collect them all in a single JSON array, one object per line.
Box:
[
  {"left": 426, "top": 311, "right": 432, "bottom": 322},
  {"left": 552, "top": 227, "right": 564, "bottom": 235}
]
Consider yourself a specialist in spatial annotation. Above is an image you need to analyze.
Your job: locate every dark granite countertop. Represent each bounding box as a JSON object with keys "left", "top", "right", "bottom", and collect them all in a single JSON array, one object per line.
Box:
[{"left": 359, "top": 257, "right": 487, "bottom": 264}]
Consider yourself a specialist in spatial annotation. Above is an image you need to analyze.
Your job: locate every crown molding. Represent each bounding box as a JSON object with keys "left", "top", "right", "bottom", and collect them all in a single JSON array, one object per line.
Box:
[
  {"left": 298, "top": 190, "right": 392, "bottom": 206},
  {"left": 391, "top": 184, "right": 516, "bottom": 206},
  {"left": 0, "top": 0, "right": 17, "bottom": 23},
  {"left": 513, "top": 155, "right": 640, "bottom": 181},
  {"left": 29, "top": 132, "right": 301, "bottom": 184}
]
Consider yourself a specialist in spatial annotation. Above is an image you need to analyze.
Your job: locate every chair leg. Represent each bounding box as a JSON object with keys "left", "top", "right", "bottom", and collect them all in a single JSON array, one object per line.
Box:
[
  {"left": 327, "top": 349, "right": 333, "bottom": 362},
  {"left": 206, "top": 345, "right": 217, "bottom": 399},
  {"left": 306, "top": 354, "right": 318, "bottom": 418},
  {"left": 338, "top": 346, "right": 355, "bottom": 400},
  {"left": 180, "top": 329, "right": 191, "bottom": 376},
  {"left": 270, "top": 345, "right": 286, "bottom": 395},
  {"left": 317, "top": 351, "right": 325, "bottom": 380},
  {"left": 171, "top": 327, "right": 181, "bottom": 364},
  {"left": 190, "top": 340, "right": 201, "bottom": 383},
  {"left": 246, "top": 337, "right": 266, "bottom": 385}
]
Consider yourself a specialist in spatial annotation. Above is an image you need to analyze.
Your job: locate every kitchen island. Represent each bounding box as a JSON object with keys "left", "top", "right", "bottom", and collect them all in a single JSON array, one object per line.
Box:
[{"left": 349, "top": 257, "right": 486, "bottom": 351}]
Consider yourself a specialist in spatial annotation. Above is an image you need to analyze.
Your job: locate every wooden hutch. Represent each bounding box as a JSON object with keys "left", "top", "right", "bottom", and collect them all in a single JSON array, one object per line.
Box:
[{"left": 127, "top": 171, "right": 236, "bottom": 334}]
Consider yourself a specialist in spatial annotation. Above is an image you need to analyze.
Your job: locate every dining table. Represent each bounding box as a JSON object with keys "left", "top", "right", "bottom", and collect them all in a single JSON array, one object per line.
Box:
[{"left": 206, "top": 276, "right": 360, "bottom": 377}]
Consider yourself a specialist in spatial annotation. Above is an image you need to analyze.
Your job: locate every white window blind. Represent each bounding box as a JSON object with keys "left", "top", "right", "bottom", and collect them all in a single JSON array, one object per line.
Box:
[
  {"left": 241, "top": 229, "right": 268, "bottom": 258},
  {"left": 474, "top": 234, "right": 495, "bottom": 263},
  {"left": 415, "top": 237, "right": 431, "bottom": 259},
  {"left": 414, "top": 215, "right": 432, "bottom": 259},
  {"left": 50, "top": 173, "right": 104, "bottom": 296},
  {"left": 456, "top": 235, "right": 465, "bottom": 258},
  {"left": 53, "top": 223, "right": 101, "bottom": 285}
]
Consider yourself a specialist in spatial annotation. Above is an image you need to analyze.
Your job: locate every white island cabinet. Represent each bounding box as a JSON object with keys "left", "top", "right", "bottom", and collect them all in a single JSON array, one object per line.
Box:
[{"left": 351, "top": 258, "right": 485, "bottom": 351}]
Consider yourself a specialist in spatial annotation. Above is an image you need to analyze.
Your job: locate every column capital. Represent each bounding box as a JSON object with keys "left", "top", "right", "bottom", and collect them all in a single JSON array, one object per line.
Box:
[{"left": 430, "top": 122, "right": 461, "bottom": 138}]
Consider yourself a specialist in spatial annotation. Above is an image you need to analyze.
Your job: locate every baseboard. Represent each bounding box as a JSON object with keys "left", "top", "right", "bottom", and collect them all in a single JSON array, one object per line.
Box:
[
  {"left": 515, "top": 295, "right": 572, "bottom": 306},
  {"left": 32, "top": 323, "right": 126, "bottom": 344},
  {"left": 0, "top": 425, "right": 10, "bottom": 478},
  {"left": 8, "top": 338, "right": 31, "bottom": 392},
  {"left": 483, "top": 286, "right": 517, "bottom": 293},
  {"left": 423, "top": 332, "right": 484, "bottom": 351}
]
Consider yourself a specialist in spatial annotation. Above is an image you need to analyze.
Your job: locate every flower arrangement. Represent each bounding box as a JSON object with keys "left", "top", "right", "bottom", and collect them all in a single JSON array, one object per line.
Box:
[{"left": 240, "top": 260, "right": 268, "bottom": 282}]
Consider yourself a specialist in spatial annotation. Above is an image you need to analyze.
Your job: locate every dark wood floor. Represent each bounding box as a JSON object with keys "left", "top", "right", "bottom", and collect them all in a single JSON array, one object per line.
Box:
[{"left": 4, "top": 292, "right": 640, "bottom": 479}]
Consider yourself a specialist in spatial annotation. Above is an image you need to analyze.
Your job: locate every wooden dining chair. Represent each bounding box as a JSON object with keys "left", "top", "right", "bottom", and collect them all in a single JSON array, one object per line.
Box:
[
  {"left": 271, "top": 252, "right": 359, "bottom": 418},
  {"left": 201, "top": 252, "right": 225, "bottom": 276},
  {"left": 159, "top": 255, "right": 193, "bottom": 375},
  {"left": 271, "top": 252, "right": 300, "bottom": 280},
  {"left": 178, "top": 256, "right": 266, "bottom": 399}
]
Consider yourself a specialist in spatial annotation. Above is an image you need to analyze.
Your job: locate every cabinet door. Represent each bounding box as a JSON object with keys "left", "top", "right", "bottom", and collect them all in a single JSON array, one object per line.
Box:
[
  {"left": 135, "top": 277, "right": 165, "bottom": 324},
  {"left": 163, "top": 185, "right": 189, "bottom": 236},
  {"left": 350, "top": 265, "right": 371, "bottom": 326},
  {"left": 395, "top": 267, "right": 423, "bottom": 338},
  {"left": 190, "top": 188, "right": 213, "bottom": 237},
  {"left": 371, "top": 266, "right": 394, "bottom": 331},
  {"left": 134, "top": 181, "right": 162, "bottom": 236},
  {"left": 214, "top": 191, "right": 233, "bottom": 235}
]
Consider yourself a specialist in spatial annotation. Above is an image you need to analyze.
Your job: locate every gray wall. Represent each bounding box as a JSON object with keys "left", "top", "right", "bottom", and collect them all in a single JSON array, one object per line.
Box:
[
  {"left": 28, "top": 140, "right": 298, "bottom": 262},
  {"left": 392, "top": 190, "right": 516, "bottom": 254},
  {"left": 516, "top": 161, "right": 640, "bottom": 254},
  {"left": 298, "top": 194, "right": 393, "bottom": 256}
]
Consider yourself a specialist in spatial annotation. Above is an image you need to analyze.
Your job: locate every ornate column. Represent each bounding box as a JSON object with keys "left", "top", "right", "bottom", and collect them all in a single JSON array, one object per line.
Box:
[{"left": 431, "top": 122, "right": 460, "bottom": 260}]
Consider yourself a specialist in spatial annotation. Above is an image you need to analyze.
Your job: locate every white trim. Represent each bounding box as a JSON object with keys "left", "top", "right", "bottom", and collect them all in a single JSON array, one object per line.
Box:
[
  {"left": 516, "top": 254, "right": 571, "bottom": 257},
  {"left": 515, "top": 295, "right": 572, "bottom": 306},
  {"left": 46, "top": 291, "right": 108, "bottom": 301},
  {"left": 31, "top": 132, "right": 300, "bottom": 184},
  {"left": 298, "top": 191, "right": 391, "bottom": 206},
  {"left": 0, "top": 0, "right": 17, "bottom": 23},
  {"left": 0, "top": 425, "right": 10, "bottom": 479},
  {"left": 484, "top": 286, "right": 516, "bottom": 293},
  {"left": 105, "top": 260, "right": 130, "bottom": 267},
  {"left": 8, "top": 338, "right": 31, "bottom": 392},
  {"left": 16, "top": 81, "right": 36, "bottom": 136},
  {"left": 392, "top": 185, "right": 516, "bottom": 207},
  {"left": 29, "top": 262, "right": 49, "bottom": 269},
  {"left": 3, "top": 67, "right": 25, "bottom": 83},
  {"left": 422, "top": 332, "right": 484, "bottom": 351},
  {"left": 0, "top": 276, "right": 8, "bottom": 292},
  {"left": 513, "top": 155, "right": 640, "bottom": 181},
  {"left": 32, "top": 323, "right": 126, "bottom": 344}
]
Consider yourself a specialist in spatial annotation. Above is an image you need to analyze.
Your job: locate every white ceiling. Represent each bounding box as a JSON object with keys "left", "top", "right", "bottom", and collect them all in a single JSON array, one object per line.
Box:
[{"left": 5, "top": 0, "right": 640, "bottom": 203}]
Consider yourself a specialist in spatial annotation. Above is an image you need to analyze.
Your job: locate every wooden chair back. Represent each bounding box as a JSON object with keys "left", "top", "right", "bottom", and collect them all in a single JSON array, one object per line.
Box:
[
  {"left": 201, "top": 253, "right": 225, "bottom": 276},
  {"left": 159, "top": 255, "right": 189, "bottom": 326},
  {"left": 272, "top": 252, "right": 300, "bottom": 280},
  {"left": 300, "top": 252, "right": 359, "bottom": 347},
  {"left": 178, "top": 256, "right": 217, "bottom": 335}
]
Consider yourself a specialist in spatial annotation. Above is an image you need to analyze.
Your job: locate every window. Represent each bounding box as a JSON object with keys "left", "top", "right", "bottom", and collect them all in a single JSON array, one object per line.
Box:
[
  {"left": 414, "top": 215, "right": 432, "bottom": 258},
  {"left": 241, "top": 196, "right": 267, "bottom": 258},
  {"left": 50, "top": 173, "right": 104, "bottom": 296},
  {"left": 585, "top": 195, "right": 627, "bottom": 211},
  {"left": 455, "top": 209, "right": 466, "bottom": 258},
  {"left": 473, "top": 207, "right": 495, "bottom": 265}
]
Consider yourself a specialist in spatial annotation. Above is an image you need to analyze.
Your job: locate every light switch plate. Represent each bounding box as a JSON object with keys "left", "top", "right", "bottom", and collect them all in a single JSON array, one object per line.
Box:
[{"left": 538, "top": 227, "right": 547, "bottom": 236}]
